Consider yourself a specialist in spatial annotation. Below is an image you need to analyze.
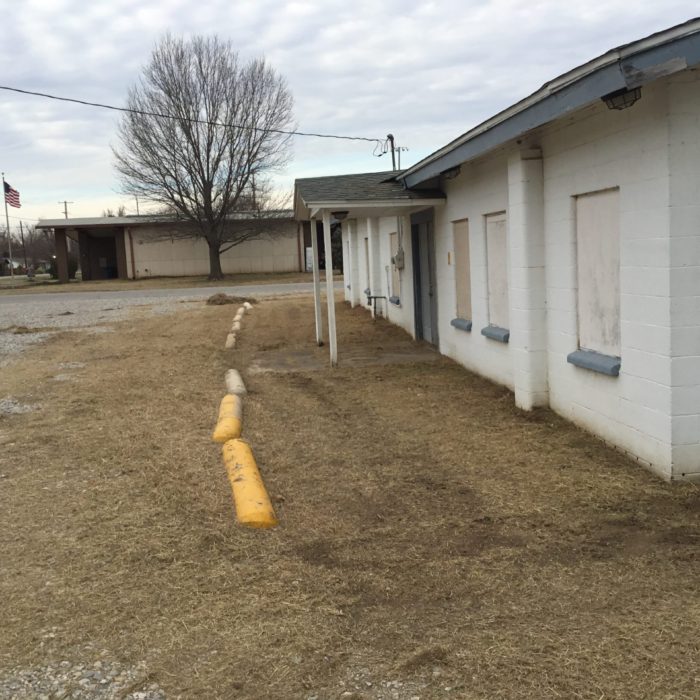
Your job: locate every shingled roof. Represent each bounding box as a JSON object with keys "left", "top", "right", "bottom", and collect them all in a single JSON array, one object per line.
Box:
[{"left": 295, "top": 170, "right": 443, "bottom": 204}]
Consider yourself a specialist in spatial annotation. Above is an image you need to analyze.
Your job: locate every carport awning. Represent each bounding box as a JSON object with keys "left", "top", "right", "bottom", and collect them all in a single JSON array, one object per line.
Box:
[
  {"left": 294, "top": 170, "right": 444, "bottom": 370},
  {"left": 294, "top": 170, "right": 444, "bottom": 220}
]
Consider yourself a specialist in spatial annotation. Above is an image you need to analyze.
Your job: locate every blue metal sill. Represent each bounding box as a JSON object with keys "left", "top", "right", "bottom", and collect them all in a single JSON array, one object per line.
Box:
[
  {"left": 481, "top": 325, "right": 510, "bottom": 343},
  {"left": 451, "top": 318, "right": 472, "bottom": 332},
  {"left": 567, "top": 349, "right": 621, "bottom": 376}
]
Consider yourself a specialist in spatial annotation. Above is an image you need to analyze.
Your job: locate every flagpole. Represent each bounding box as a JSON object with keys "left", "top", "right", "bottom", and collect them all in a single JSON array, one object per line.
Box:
[{"left": 2, "top": 172, "right": 14, "bottom": 286}]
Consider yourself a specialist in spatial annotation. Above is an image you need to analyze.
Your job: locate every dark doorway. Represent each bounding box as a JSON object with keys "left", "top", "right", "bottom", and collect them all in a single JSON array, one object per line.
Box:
[
  {"left": 78, "top": 229, "right": 127, "bottom": 281},
  {"left": 303, "top": 220, "right": 343, "bottom": 272},
  {"left": 411, "top": 210, "right": 438, "bottom": 345}
]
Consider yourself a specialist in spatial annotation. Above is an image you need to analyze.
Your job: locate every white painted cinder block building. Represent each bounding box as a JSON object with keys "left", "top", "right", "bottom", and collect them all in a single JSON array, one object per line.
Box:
[
  {"left": 294, "top": 19, "right": 700, "bottom": 481},
  {"left": 37, "top": 212, "right": 302, "bottom": 282}
]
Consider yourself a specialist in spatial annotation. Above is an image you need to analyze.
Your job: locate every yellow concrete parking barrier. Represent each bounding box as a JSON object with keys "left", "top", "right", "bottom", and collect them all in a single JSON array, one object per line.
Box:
[
  {"left": 212, "top": 394, "right": 243, "bottom": 443},
  {"left": 222, "top": 439, "right": 278, "bottom": 528}
]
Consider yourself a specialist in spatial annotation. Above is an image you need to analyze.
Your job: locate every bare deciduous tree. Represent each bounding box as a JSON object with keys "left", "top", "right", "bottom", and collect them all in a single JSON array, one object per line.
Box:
[
  {"left": 113, "top": 34, "right": 294, "bottom": 279},
  {"left": 1, "top": 225, "right": 53, "bottom": 272},
  {"left": 102, "top": 206, "right": 127, "bottom": 217},
  {"left": 22, "top": 225, "right": 54, "bottom": 265}
]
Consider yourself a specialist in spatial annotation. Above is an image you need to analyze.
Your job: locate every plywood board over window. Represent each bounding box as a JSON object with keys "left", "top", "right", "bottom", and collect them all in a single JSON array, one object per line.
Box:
[
  {"left": 453, "top": 219, "right": 471, "bottom": 320},
  {"left": 485, "top": 212, "right": 509, "bottom": 329},
  {"left": 575, "top": 188, "right": 621, "bottom": 357},
  {"left": 389, "top": 231, "right": 400, "bottom": 298}
]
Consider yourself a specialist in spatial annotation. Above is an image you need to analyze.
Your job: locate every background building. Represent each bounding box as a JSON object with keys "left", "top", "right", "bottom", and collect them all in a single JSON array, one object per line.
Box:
[{"left": 36, "top": 212, "right": 303, "bottom": 281}]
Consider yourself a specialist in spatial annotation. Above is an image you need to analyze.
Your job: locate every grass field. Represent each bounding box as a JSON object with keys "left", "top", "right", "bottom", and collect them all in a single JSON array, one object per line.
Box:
[{"left": 1, "top": 295, "right": 699, "bottom": 699}]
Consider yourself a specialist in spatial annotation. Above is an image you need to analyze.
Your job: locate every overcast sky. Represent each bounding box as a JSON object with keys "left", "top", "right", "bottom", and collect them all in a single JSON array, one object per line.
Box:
[{"left": 1, "top": 0, "right": 698, "bottom": 226}]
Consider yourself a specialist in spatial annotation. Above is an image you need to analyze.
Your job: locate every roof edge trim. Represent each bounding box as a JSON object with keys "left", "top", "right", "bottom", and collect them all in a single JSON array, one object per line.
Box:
[{"left": 401, "top": 19, "right": 700, "bottom": 187}]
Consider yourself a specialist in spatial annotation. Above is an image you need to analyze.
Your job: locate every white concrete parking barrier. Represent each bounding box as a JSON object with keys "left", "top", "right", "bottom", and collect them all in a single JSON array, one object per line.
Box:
[
  {"left": 225, "top": 333, "right": 236, "bottom": 349},
  {"left": 232, "top": 320, "right": 241, "bottom": 332},
  {"left": 243, "top": 302, "right": 253, "bottom": 311},
  {"left": 237, "top": 306, "right": 246, "bottom": 317},
  {"left": 234, "top": 312, "right": 243, "bottom": 323},
  {"left": 225, "top": 369, "right": 247, "bottom": 396}
]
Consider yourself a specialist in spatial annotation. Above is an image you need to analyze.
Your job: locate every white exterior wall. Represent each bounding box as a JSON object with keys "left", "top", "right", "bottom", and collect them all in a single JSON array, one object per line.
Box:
[
  {"left": 668, "top": 71, "right": 700, "bottom": 479},
  {"left": 379, "top": 215, "right": 416, "bottom": 337},
  {"left": 353, "top": 219, "right": 372, "bottom": 309},
  {"left": 366, "top": 217, "right": 383, "bottom": 317},
  {"left": 130, "top": 222, "right": 300, "bottom": 277},
  {"left": 339, "top": 72, "right": 700, "bottom": 480},
  {"left": 341, "top": 222, "right": 352, "bottom": 304},
  {"left": 433, "top": 156, "right": 513, "bottom": 388},
  {"left": 541, "top": 79, "right": 672, "bottom": 477}
]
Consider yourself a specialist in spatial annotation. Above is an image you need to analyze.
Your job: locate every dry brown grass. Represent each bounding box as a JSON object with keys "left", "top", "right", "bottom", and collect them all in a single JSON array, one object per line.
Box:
[{"left": 1, "top": 296, "right": 699, "bottom": 699}]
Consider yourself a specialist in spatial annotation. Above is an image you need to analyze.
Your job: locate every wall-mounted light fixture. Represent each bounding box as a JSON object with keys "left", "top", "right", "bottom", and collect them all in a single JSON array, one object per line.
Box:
[
  {"left": 332, "top": 211, "right": 349, "bottom": 221},
  {"left": 602, "top": 87, "right": 642, "bottom": 110}
]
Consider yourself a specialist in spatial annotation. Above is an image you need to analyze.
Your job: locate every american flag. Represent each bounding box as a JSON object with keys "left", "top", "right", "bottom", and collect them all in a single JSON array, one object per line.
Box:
[{"left": 4, "top": 181, "right": 20, "bottom": 208}]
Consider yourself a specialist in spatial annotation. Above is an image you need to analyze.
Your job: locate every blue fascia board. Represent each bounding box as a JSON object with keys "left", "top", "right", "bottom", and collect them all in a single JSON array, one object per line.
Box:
[
  {"left": 481, "top": 325, "right": 510, "bottom": 343},
  {"left": 450, "top": 317, "right": 472, "bottom": 332},
  {"left": 567, "top": 349, "right": 621, "bottom": 376},
  {"left": 402, "top": 34, "right": 700, "bottom": 188}
]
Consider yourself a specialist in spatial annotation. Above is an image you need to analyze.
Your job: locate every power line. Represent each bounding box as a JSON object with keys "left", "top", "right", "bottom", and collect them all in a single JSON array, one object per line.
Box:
[
  {"left": 0, "top": 84, "right": 383, "bottom": 145},
  {"left": 5, "top": 214, "right": 40, "bottom": 222}
]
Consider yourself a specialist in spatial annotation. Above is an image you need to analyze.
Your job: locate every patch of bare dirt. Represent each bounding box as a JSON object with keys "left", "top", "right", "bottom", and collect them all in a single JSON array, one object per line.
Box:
[{"left": 0, "top": 295, "right": 699, "bottom": 699}]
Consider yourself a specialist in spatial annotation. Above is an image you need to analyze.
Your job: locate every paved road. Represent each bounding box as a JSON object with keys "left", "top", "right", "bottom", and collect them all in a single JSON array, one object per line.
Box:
[{"left": 0, "top": 281, "right": 342, "bottom": 305}]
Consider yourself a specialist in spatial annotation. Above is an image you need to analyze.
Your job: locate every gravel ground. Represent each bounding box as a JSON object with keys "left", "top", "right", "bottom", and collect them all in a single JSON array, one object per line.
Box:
[
  {"left": 0, "top": 397, "right": 38, "bottom": 415},
  {"left": 0, "top": 645, "right": 168, "bottom": 699},
  {"left": 0, "top": 294, "right": 200, "bottom": 366}
]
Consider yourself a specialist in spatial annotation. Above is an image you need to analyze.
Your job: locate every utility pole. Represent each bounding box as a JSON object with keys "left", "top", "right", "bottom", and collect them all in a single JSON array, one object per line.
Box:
[
  {"left": 135, "top": 195, "right": 140, "bottom": 216},
  {"left": 58, "top": 201, "right": 75, "bottom": 253},
  {"left": 58, "top": 200, "right": 74, "bottom": 219},
  {"left": 387, "top": 133, "right": 396, "bottom": 171},
  {"left": 19, "top": 220, "right": 28, "bottom": 269}
]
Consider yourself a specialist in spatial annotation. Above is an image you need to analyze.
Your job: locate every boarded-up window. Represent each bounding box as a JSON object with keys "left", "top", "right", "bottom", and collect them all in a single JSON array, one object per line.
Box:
[
  {"left": 485, "top": 212, "right": 509, "bottom": 328},
  {"left": 453, "top": 219, "right": 471, "bottom": 320},
  {"left": 390, "top": 232, "right": 400, "bottom": 297},
  {"left": 575, "top": 189, "right": 620, "bottom": 356}
]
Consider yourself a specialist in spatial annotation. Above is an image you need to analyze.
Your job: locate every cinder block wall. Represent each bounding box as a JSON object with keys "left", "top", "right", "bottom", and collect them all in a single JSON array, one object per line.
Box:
[
  {"left": 130, "top": 221, "right": 300, "bottom": 276},
  {"left": 541, "top": 79, "right": 673, "bottom": 477},
  {"left": 434, "top": 155, "right": 513, "bottom": 389},
  {"left": 339, "top": 75, "right": 696, "bottom": 480},
  {"left": 668, "top": 71, "right": 700, "bottom": 480},
  {"left": 379, "top": 215, "right": 416, "bottom": 337}
]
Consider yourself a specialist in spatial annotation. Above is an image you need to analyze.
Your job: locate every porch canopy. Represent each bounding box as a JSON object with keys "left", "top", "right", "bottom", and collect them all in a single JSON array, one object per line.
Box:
[
  {"left": 294, "top": 170, "right": 444, "bottom": 366},
  {"left": 37, "top": 215, "right": 175, "bottom": 283}
]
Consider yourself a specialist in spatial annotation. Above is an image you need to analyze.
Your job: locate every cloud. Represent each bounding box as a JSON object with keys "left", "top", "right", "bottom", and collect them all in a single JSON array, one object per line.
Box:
[{"left": 0, "top": 0, "right": 698, "bottom": 224}]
